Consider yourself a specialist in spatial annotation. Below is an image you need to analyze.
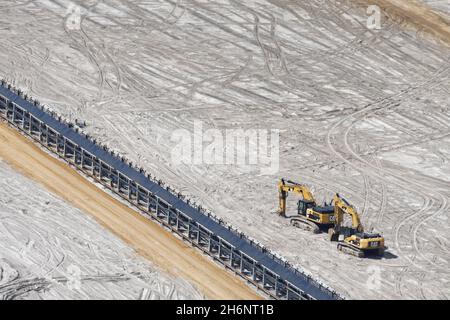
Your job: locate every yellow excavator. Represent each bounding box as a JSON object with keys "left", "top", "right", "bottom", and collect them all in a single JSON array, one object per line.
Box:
[
  {"left": 329, "top": 193, "right": 385, "bottom": 257},
  {"left": 277, "top": 179, "right": 336, "bottom": 233}
]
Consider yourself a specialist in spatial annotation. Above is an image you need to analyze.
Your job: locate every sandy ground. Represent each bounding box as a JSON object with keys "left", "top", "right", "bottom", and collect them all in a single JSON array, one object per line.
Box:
[
  {"left": 419, "top": 0, "right": 450, "bottom": 19},
  {"left": 1, "top": 0, "right": 450, "bottom": 299},
  {"left": 353, "top": 0, "right": 450, "bottom": 46},
  {"left": 418, "top": 0, "right": 450, "bottom": 20},
  {"left": 0, "top": 140, "right": 203, "bottom": 300},
  {"left": 0, "top": 121, "right": 261, "bottom": 300}
]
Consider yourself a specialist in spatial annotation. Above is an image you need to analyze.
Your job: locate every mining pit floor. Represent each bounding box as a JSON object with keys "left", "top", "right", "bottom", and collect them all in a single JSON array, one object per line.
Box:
[{"left": 1, "top": 0, "right": 450, "bottom": 299}]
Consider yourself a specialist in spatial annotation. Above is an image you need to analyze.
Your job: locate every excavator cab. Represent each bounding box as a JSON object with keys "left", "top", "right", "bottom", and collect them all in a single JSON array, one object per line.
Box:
[
  {"left": 338, "top": 232, "right": 385, "bottom": 257},
  {"left": 298, "top": 199, "right": 335, "bottom": 223},
  {"left": 297, "top": 199, "right": 315, "bottom": 215}
]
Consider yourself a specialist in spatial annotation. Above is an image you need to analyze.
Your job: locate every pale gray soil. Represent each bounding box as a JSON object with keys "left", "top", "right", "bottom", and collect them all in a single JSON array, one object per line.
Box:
[
  {"left": 422, "top": 0, "right": 450, "bottom": 17},
  {"left": 0, "top": 160, "right": 203, "bottom": 300},
  {"left": 1, "top": 0, "right": 450, "bottom": 299}
]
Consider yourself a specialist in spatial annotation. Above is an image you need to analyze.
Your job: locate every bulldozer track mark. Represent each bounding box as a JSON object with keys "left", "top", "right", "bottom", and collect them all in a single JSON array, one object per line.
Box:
[
  {"left": 412, "top": 194, "right": 449, "bottom": 269},
  {"left": 164, "top": 0, "right": 186, "bottom": 25},
  {"left": 374, "top": 157, "right": 387, "bottom": 228},
  {"left": 289, "top": 0, "right": 404, "bottom": 70},
  {"left": 325, "top": 52, "right": 450, "bottom": 298}
]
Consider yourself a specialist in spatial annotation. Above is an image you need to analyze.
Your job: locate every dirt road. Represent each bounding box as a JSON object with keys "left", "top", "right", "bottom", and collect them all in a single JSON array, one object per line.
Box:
[{"left": 0, "top": 120, "right": 261, "bottom": 300}]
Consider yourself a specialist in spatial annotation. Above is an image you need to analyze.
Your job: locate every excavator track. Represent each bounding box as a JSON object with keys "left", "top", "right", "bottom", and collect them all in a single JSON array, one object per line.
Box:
[
  {"left": 290, "top": 216, "right": 320, "bottom": 234},
  {"left": 337, "top": 243, "right": 365, "bottom": 258}
]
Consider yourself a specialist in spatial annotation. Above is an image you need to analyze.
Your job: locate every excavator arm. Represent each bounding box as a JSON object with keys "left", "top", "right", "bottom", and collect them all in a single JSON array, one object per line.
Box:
[
  {"left": 278, "top": 179, "right": 316, "bottom": 216},
  {"left": 333, "top": 193, "right": 364, "bottom": 233}
]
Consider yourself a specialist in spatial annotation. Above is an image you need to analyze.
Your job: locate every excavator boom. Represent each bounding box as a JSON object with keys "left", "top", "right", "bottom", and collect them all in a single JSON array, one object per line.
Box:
[
  {"left": 278, "top": 179, "right": 316, "bottom": 217},
  {"left": 333, "top": 194, "right": 363, "bottom": 233}
]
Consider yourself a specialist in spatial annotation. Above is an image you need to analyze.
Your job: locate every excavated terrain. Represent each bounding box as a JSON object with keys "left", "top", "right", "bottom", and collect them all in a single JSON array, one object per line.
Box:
[{"left": 1, "top": 0, "right": 450, "bottom": 299}]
